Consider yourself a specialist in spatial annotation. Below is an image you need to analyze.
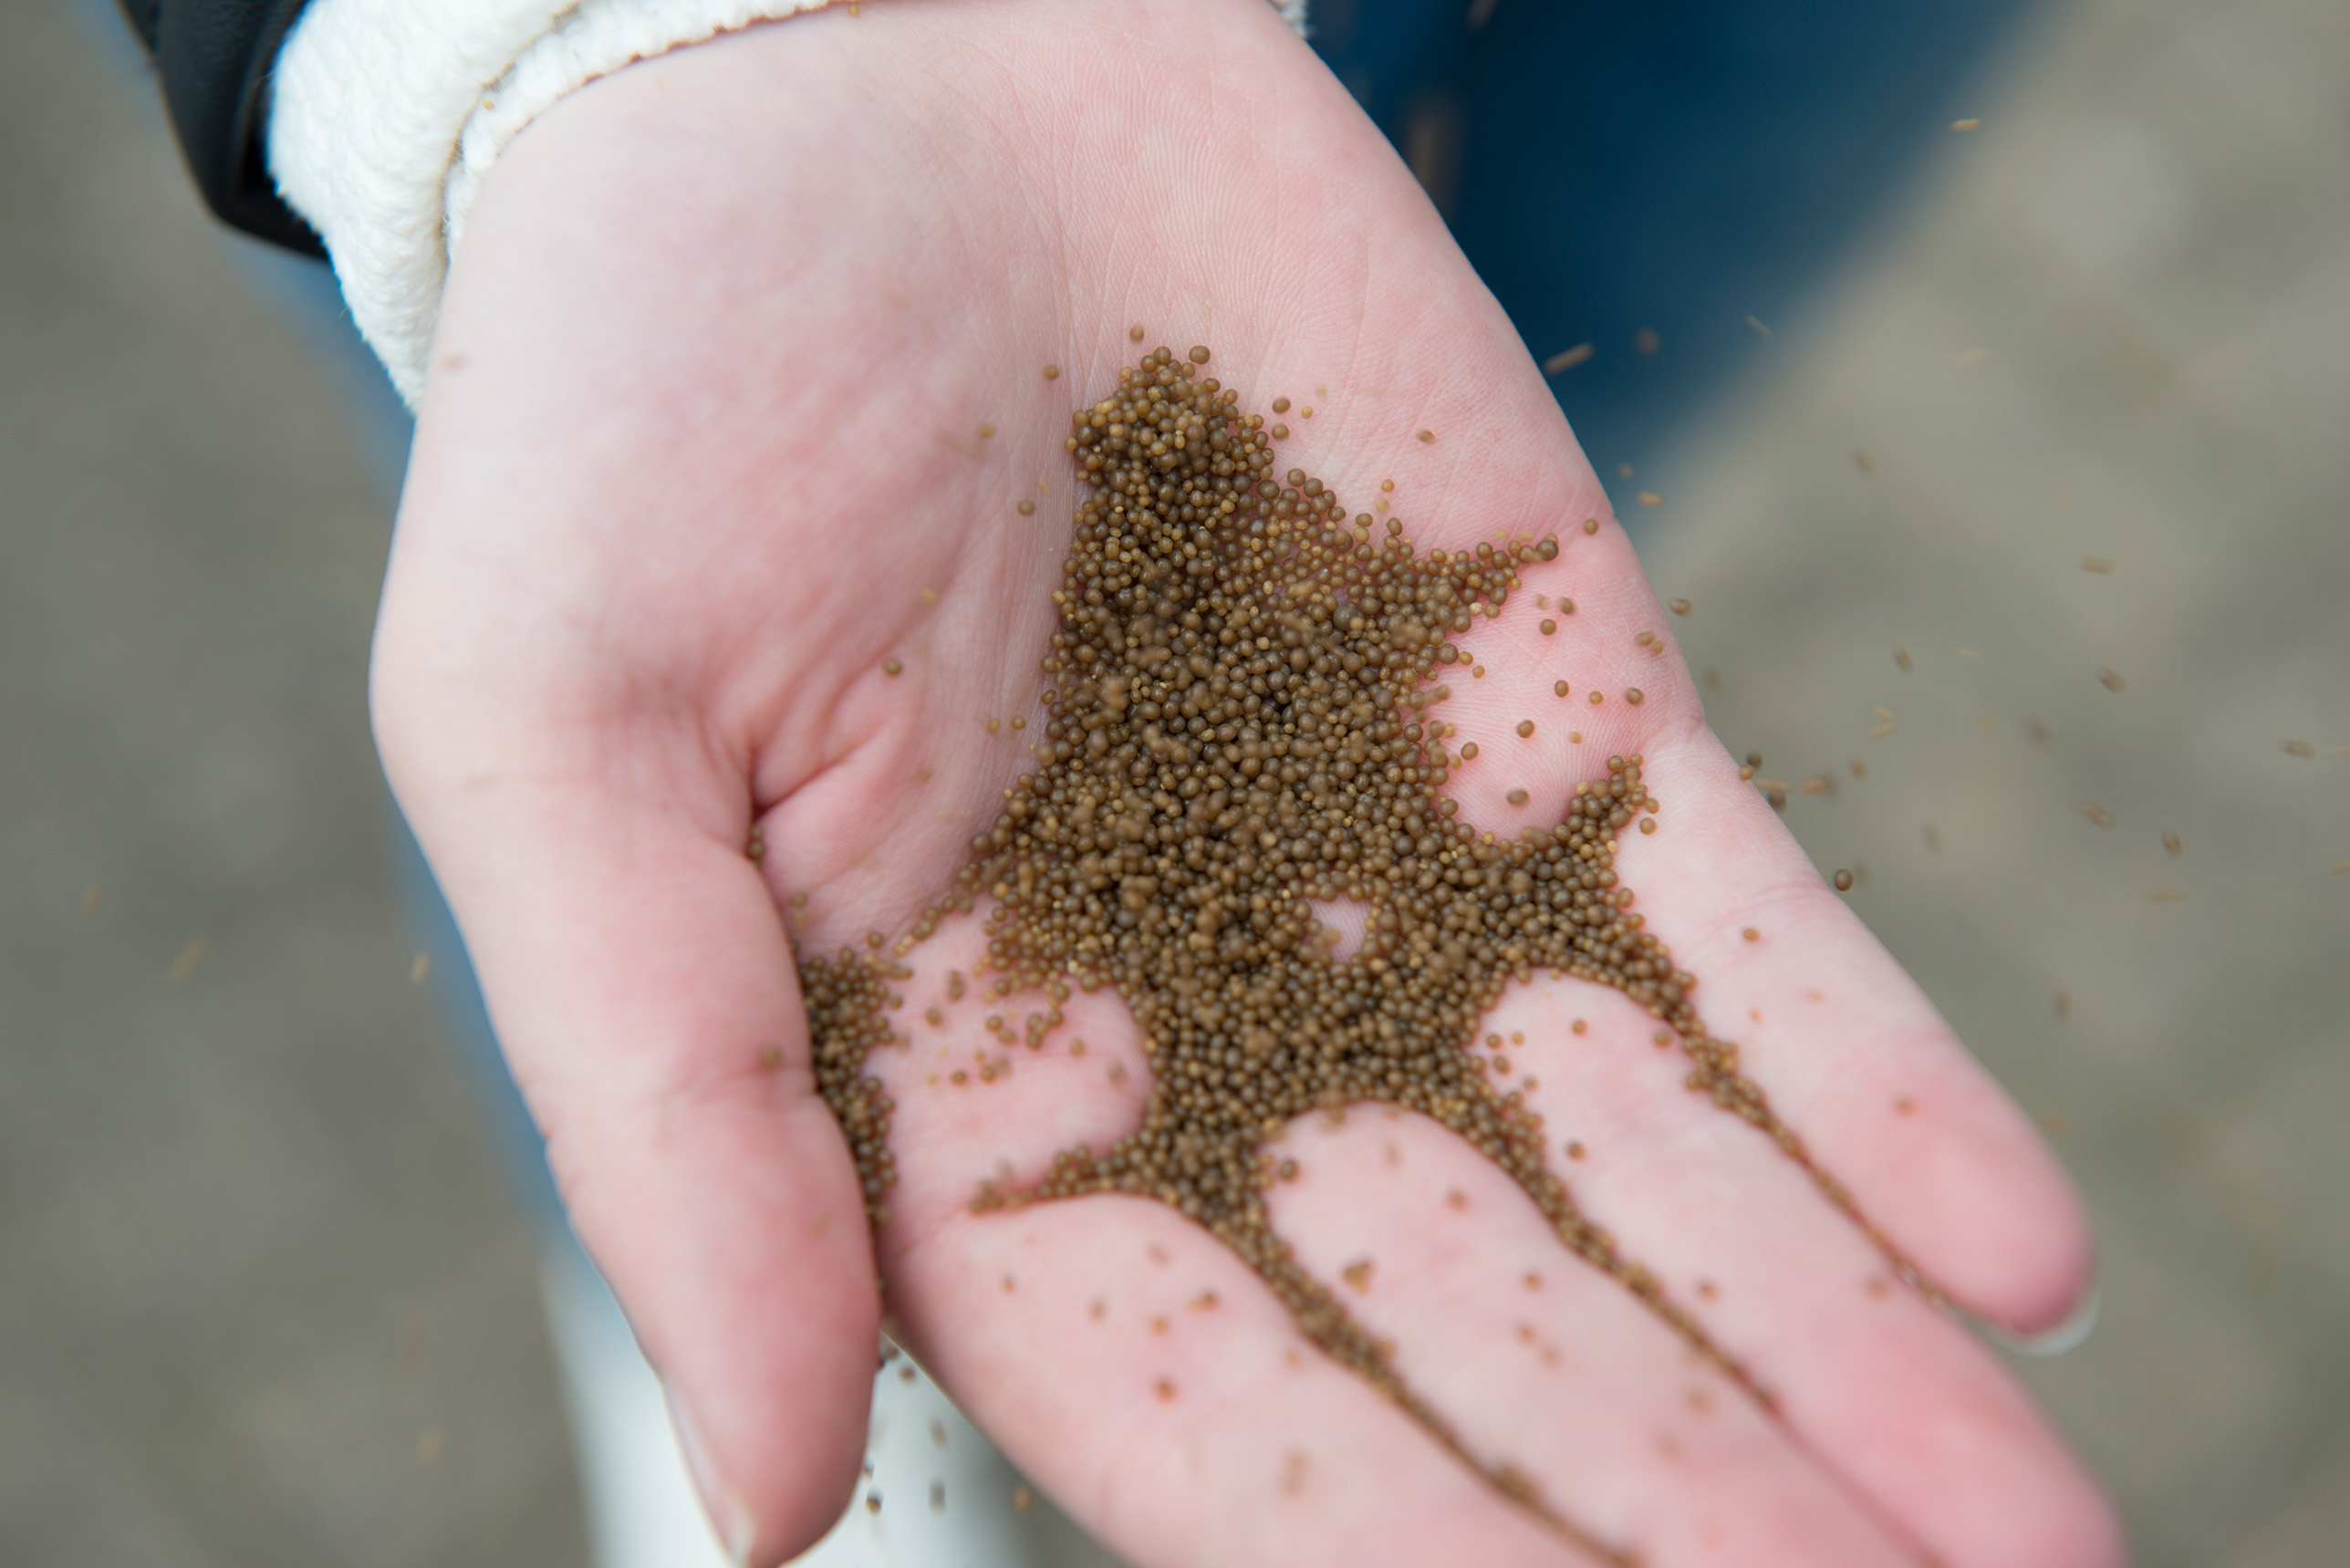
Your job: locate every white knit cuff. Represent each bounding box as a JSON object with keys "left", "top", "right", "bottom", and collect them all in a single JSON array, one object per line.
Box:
[{"left": 267, "top": 0, "right": 1314, "bottom": 408}]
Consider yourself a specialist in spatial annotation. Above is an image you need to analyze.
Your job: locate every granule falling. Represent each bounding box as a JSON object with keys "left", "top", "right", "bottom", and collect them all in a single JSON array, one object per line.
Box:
[{"left": 796, "top": 345, "right": 1927, "bottom": 1564}]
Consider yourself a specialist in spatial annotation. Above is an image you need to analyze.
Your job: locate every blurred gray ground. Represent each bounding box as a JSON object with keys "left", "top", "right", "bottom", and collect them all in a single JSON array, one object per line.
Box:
[
  {"left": 2, "top": 2, "right": 2345, "bottom": 1568},
  {"left": 1641, "top": 0, "right": 2350, "bottom": 1564},
  {"left": 0, "top": 5, "right": 585, "bottom": 1567}
]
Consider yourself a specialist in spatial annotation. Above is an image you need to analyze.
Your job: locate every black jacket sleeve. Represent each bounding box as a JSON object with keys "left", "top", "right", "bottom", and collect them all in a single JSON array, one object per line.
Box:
[{"left": 117, "top": 0, "right": 327, "bottom": 256}]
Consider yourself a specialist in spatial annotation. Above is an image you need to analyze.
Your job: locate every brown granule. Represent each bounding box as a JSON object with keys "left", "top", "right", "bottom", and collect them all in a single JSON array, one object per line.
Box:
[{"left": 796, "top": 345, "right": 1922, "bottom": 1565}]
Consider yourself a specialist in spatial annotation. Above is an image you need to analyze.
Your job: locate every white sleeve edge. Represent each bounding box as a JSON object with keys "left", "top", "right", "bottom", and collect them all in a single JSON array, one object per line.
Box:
[{"left": 267, "top": 0, "right": 1314, "bottom": 409}]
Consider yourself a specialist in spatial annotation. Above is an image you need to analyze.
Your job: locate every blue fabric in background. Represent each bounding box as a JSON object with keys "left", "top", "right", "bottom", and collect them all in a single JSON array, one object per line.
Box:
[{"left": 1310, "top": 0, "right": 2039, "bottom": 492}]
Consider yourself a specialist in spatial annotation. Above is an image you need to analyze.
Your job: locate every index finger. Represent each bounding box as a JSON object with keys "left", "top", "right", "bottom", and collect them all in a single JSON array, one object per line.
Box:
[{"left": 1415, "top": 515, "right": 2095, "bottom": 1335}]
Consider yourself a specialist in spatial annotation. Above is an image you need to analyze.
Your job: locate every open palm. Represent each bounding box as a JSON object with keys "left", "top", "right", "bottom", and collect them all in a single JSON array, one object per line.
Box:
[{"left": 374, "top": 2, "right": 2117, "bottom": 1563}]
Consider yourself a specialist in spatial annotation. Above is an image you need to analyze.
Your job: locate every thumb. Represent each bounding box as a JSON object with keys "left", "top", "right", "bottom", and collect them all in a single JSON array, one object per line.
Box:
[{"left": 382, "top": 701, "right": 877, "bottom": 1564}]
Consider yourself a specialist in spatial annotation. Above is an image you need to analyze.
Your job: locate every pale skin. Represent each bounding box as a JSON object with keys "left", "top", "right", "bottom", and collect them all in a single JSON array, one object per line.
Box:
[{"left": 374, "top": 1, "right": 2122, "bottom": 1563}]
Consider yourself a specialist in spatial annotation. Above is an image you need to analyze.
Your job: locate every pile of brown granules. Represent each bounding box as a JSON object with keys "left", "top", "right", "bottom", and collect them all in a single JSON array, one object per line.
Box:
[{"left": 798, "top": 344, "right": 1908, "bottom": 1559}]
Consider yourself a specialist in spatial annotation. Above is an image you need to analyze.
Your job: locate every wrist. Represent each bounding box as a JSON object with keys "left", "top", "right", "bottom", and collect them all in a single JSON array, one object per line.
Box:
[{"left": 267, "top": 0, "right": 1312, "bottom": 407}]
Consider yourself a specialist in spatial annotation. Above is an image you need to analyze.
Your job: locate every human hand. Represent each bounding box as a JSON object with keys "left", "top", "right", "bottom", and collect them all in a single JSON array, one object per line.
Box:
[{"left": 373, "top": 2, "right": 2119, "bottom": 1563}]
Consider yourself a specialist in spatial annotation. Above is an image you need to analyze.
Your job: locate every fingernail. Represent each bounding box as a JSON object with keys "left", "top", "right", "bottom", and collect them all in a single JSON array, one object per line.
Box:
[
  {"left": 664, "top": 1383, "right": 757, "bottom": 1563},
  {"left": 1990, "top": 1279, "right": 2102, "bottom": 1358}
]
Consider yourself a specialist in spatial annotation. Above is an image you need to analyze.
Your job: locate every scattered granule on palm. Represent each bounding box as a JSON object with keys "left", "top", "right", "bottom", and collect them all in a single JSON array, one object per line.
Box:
[{"left": 798, "top": 345, "right": 1921, "bottom": 1563}]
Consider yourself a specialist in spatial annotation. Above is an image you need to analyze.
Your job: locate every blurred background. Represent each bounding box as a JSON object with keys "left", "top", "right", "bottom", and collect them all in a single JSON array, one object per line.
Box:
[{"left": 4, "top": 0, "right": 2345, "bottom": 1564}]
